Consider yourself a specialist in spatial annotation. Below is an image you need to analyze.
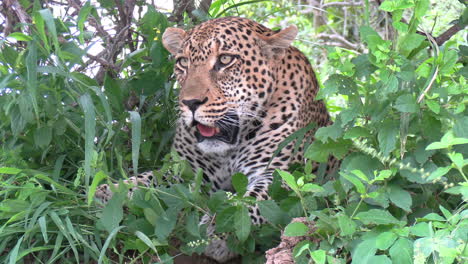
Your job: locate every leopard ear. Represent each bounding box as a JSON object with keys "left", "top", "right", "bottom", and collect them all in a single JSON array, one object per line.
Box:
[
  {"left": 260, "top": 25, "right": 298, "bottom": 60},
  {"left": 162, "top": 27, "right": 187, "bottom": 55}
]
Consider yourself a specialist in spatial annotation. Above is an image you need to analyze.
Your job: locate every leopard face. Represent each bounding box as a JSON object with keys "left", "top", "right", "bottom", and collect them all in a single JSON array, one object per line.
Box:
[{"left": 162, "top": 17, "right": 298, "bottom": 154}]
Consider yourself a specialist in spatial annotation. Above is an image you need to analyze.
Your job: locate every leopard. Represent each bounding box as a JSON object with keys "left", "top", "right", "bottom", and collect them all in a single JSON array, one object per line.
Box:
[{"left": 95, "top": 16, "right": 338, "bottom": 262}]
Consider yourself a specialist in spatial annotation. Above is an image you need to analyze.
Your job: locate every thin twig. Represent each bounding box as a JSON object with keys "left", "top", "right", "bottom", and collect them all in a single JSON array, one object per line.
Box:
[{"left": 417, "top": 33, "right": 440, "bottom": 103}]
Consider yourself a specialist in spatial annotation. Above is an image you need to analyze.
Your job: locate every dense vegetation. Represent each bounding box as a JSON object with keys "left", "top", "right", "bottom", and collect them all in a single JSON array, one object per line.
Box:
[{"left": 0, "top": 0, "right": 466, "bottom": 263}]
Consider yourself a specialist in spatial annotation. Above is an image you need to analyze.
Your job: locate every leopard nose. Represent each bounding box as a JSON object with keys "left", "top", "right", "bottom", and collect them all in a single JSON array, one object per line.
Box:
[{"left": 182, "top": 97, "right": 208, "bottom": 112}]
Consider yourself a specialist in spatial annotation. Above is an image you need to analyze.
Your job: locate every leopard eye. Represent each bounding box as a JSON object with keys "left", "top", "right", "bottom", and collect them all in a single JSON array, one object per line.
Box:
[
  {"left": 218, "top": 54, "right": 235, "bottom": 66},
  {"left": 177, "top": 57, "right": 189, "bottom": 68}
]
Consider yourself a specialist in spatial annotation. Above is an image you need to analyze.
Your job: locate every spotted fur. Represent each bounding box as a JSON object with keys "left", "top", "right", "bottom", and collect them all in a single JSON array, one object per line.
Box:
[{"left": 95, "top": 17, "right": 338, "bottom": 262}]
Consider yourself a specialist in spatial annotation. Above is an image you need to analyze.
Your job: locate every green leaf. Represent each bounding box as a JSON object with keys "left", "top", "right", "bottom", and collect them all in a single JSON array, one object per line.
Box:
[
  {"left": 323, "top": 74, "right": 357, "bottom": 97},
  {"left": 376, "top": 232, "right": 397, "bottom": 250},
  {"left": 134, "top": 231, "right": 158, "bottom": 254},
  {"left": 337, "top": 213, "right": 356, "bottom": 236},
  {"left": 399, "top": 33, "right": 426, "bottom": 56},
  {"left": 352, "top": 54, "right": 377, "bottom": 78},
  {"left": 276, "top": 170, "right": 299, "bottom": 192},
  {"left": 427, "top": 166, "right": 451, "bottom": 181},
  {"left": 351, "top": 238, "right": 377, "bottom": 264},
  {"left": 439, "top": 50, "right": 458, "bottom": 74},
  {"left": 341, "top": 172, "right": 366, "bottom": 194},
  {"left": 344, "top": 127, "right": 371, "bottom": 139},
  {"left": 284, "top": 222, "right": 309, "bottom": 237},
  {"left": 356, "top": 209, "right": 402, "bottom": 225},
  {"left": 388, "top": 184, "right": 412, "bottom": 212},
  {"left": 304, "top": 141, "right": 330, "bottom": 162},
  {"left": 34, "top": 126, "right": 52, "bottom": 148},
  {"left": 426, "top": 100, "right": 440, "bottom": 114},
  {"left": 0, "top": 167, "right": 22, "bottom": 174},
  {"left": 8, "top": 235, "right": 24, "bottom": 264},
  {"left": 378, "top": 121, "right": 398, "bottom": 156},
  {"left": 234, "top": 205, "right": 251, "bottom": 242},
  {"left": 216, "top": 206, "right": 237, "bottom": 233},
  {"left": 232, "top": 173, "right": 248, "bottom": 196},
  {"left": 98, "top": 226, "right": 125, "bottom": 264},
  {"left": 77, "top": 1, "right": 93, "bottom": 44},
  {"left": 368, "top": 255, "right": 392, "bottom": 264},
  {"left": 99, "top": 192, "right": 125, "bottom": 233},
  {"left": 129, "top": 111, "right": 141, "bottom": 176},
  {"left": 374, "top": 170, "right": 393, "bottom": 182},
  {"left": 258, "top": 200, "right": 288, "bottom": 225},
  {"left": 8, "top": 32, "right": 33, "bottom": 41},
  {"left": 38, "top": 9, "right": 61, "bottom": 56},
  {"left": 155, "top": 207, "right": 179, "bottom": 240},
  {"left": 310, "top": 249, "right": 326, "bottom": 264},
  {"left": 300, "top": 183, "right": 325, "bottom": 193},
  {"left": 315, "top": 121, "right": 343, "bottom": 143},
  {"left": 389, "top": 238, "right": 413, "bottom": 264},
  {"left": 79, "top": 94, "right": 96, "bottom": 186},
  {"left": 38, "top": 216, "right": 49, "bottom": 243},
  {"left": 379, "top": 0, "right": 414, "bottom": 12},
  {"left": 410, "top": 222, "right": 430, "bottom": 237},
  {"left": 88, "top": 171, "right": 108, "bottom": 205},
  {"left": 448, "top": 152, "right": 464, "bottom": 169},
  {"left": 394, "top": 94, "right": 419, "bottom": 113}
]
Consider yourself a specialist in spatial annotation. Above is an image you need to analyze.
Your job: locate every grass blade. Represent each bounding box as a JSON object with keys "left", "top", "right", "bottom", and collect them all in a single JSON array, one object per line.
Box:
[
  {"left": 135, "top": 230, "right": 159, "bottom": 255},
  {"left": 38, "top": 9, "right": 61, "bottom": 56},
  {"left": 8, "top": 235, "right": 24, "bottom": 264},
  {"left": 38, "top": 215, "right": 49, "bottom": 243},
  {"left": 129, "top": 111, "right": 141, "bottom": 176},
  {"left": 25, "top": 41, "right": 39, "bottom": 121},
  {"left": 79, "top": 93, "right": 96, "bottom": 187},
  {"left": 98, "top": 225, "right": 125, "bottom": 264}
]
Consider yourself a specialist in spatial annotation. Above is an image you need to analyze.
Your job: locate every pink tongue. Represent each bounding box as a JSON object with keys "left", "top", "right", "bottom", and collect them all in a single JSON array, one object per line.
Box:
[{"left": 197, "top": 124, "right": 217, "bottom": 137}]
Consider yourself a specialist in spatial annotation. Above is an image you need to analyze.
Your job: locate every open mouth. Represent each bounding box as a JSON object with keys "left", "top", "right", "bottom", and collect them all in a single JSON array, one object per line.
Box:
[{"left": 194, "top": 114, "right": 239, "bottom": 144}]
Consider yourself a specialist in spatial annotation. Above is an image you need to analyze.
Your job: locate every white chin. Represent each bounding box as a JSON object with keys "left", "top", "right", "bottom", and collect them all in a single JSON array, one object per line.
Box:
[{"left": 197, "top": 140, "right": 233, "bottom": 154}]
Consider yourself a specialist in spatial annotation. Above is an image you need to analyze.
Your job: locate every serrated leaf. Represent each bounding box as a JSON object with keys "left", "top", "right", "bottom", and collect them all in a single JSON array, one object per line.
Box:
[
  {"left": 337, "top": 213, "right": 356, "bottom": 236},
  {"left": 410, "top": 222, "right": 430, "bottom": 237},
  {"left": 258, "top": 200, "right": 288, "bottom": 225},
  {"left": 394, "top": 94, "right": 419, "bottom": 113},
  {"left": 300, "top": 183, "right": 325, "bottom": 193},
  {"left": 99, "top": 192, "right": 125, "bottom": 233},
  {"left": 388, "top": 184, "right": 412, "bottom": 212},
  {"left": 310, "top": 249, "right": 326, "bottom": 264},
  {"left": 356, "top": 209, "right": 401, "bottom": 225},
  {"left": 426, "top": 100, "right": 440, "bottom": 114},
  {"left": 376, "top": 232, "right": 397, "bottom": 250},
  {"left": 374, "top": 170, "right": 393, "bottom": 182},
  {"left": 216, "top": 206, "right": 237, "bottom": 233},
  {"left": 232, "top": 173, "right": 248, "bottom": 196},
  {"left": 351, "top": 238, "right": 377, "bottom": 264},
  {"left": 34, "top": 126, "right": 52, "bottom": 148},
  {"left": 389, "top": 238, "right": 413, "bottom": 264},
  {"left": 284, "top": 222, "right": 309, "bottom": 237},
  {"left": 427, "top": 166, "right": 451, "bottom": 181},
  {"left": 276, "top": 170, "right": 298, "bottom": 192},
  {"left": 341, "top": 172, "right": 366, "bottom": 194},
  {"left": 378, "top": 121, "right": 398, "bottom": 156}
]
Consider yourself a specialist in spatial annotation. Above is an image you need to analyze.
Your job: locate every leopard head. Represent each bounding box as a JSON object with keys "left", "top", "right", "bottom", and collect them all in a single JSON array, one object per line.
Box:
[{"left": 162, "top": 17, "right": 297, "bottom": 153}]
